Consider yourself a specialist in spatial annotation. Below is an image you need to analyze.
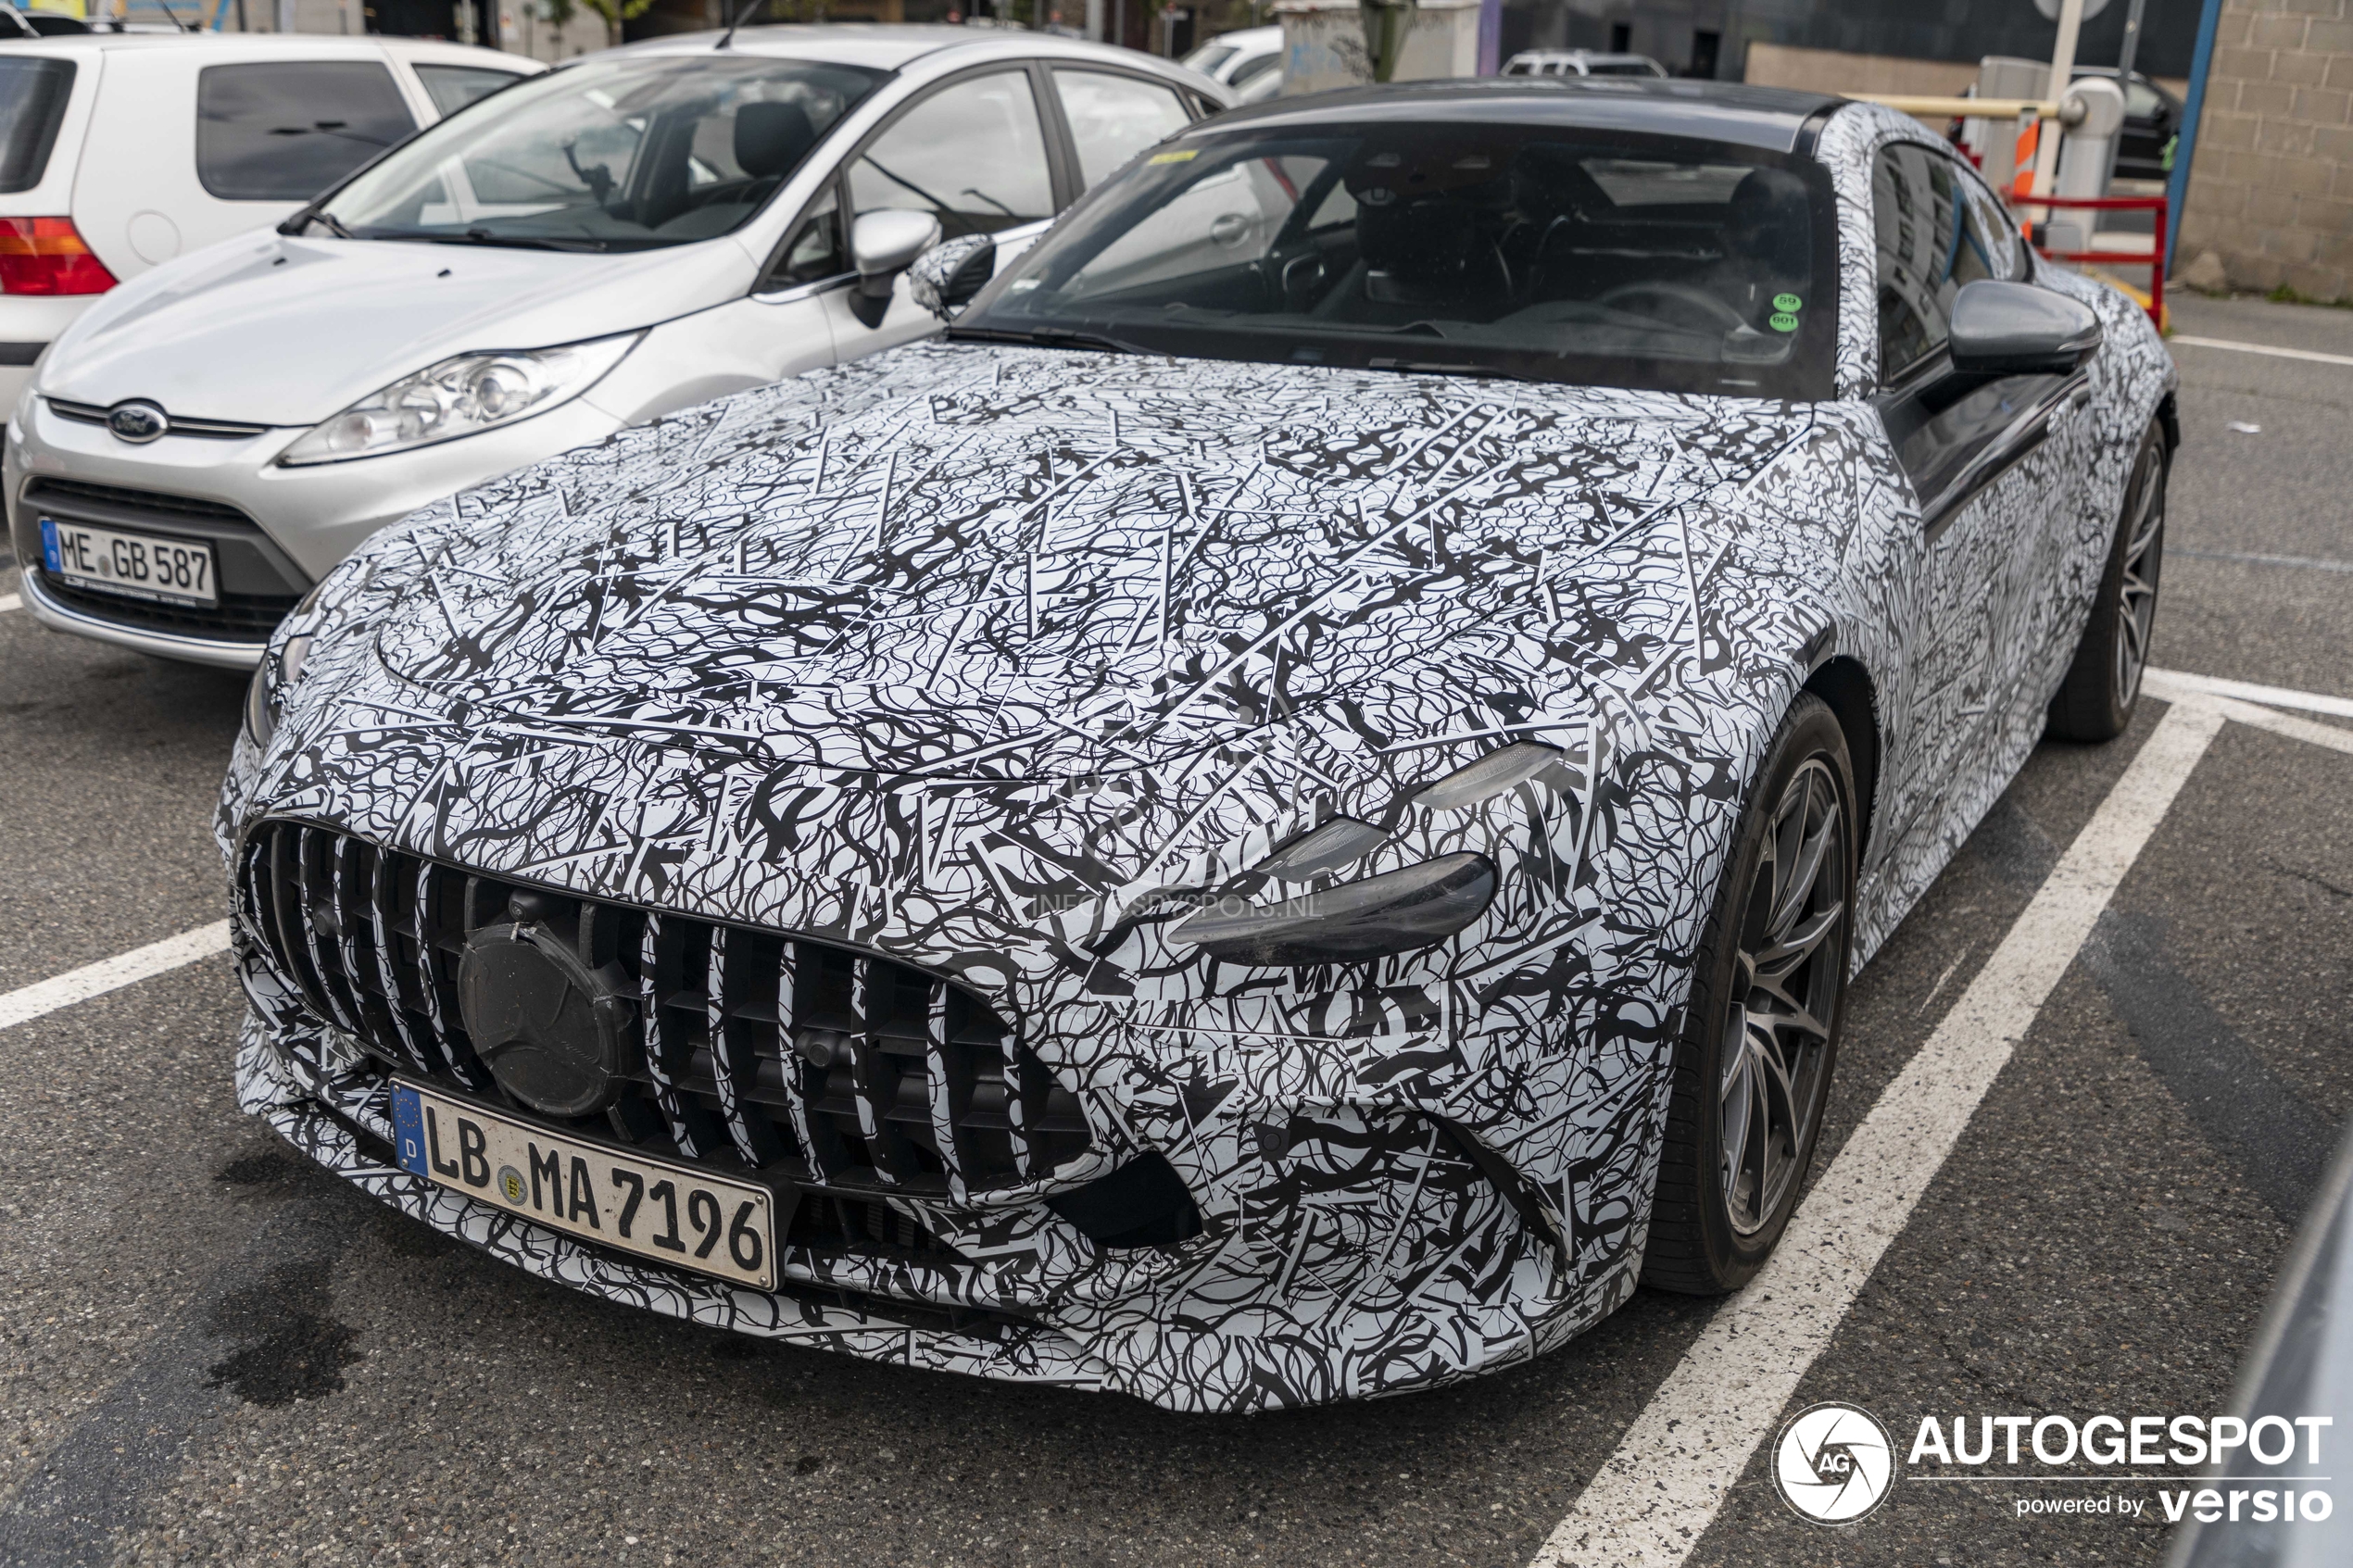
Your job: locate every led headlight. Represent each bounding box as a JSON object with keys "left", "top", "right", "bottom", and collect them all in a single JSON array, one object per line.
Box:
[
  {"left": 1171, "top": 852, "right": 1497, "bottom": 965},
  {"left": 277, "top": 332, "right": 641, "bottom": 467},
  {"left": 242, "top": 632, "right": 313, "bottom": 749}
]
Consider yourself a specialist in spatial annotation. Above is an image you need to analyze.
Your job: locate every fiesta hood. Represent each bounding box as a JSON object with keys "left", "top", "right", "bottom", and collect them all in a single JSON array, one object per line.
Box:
[
  {"left": 307, "top": 342, "right": 1813, "bottom": 784},
  {"left": 35, "top": 231, "right": 759, "bottom": 430}
]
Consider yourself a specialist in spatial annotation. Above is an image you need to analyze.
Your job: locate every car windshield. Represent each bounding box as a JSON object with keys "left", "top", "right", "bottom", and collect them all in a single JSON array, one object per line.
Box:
[
  {"left": 315, "top": 55, "right": 884, "bottom": 252},
  {"left": 956, "top": 120, "right": 1836, "bottom": 398}
]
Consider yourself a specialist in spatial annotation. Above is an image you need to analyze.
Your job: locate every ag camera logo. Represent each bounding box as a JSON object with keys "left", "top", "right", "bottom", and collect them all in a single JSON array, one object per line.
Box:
[{"left": 1775, "top": 1402, "right": 1896, "bottom": 1524}]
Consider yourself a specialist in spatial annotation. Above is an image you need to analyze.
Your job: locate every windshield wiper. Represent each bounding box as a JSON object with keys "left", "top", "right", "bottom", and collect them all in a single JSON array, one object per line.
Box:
[
  {"left": 946, "top": 324, "right": 1139, "bottom": 355},
  {"left": 425, "top": 229, "right": 610, "bottom": 253},
  {"left": 277, "top": 205, "right": 354, "bottom": 239}
]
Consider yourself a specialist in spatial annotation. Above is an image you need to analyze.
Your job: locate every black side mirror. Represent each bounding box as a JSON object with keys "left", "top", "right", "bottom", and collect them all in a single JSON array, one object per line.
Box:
[
  {"left": 907, "top": 234, "right": 998, "bottom": 321},
  {"left": 1948, "top": 279, "right": 2103, "bottom": 376}
]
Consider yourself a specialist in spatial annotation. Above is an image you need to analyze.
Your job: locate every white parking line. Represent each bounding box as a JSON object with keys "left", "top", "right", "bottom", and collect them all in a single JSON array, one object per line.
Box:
[
  {"left": 2173, "top": 546, "right": 2353, "bottom": 576},
  {"left": 2145, "top": 665, "right": 2353, "bottom": 721},
  {"left": 2171, "top": 334, "right": 2353, "bottom": 369},
  {"left": 0, "top": 921, "right": 232, "bottom": 1034},
  {"left": 1530, "top": 700, "right": 2225, "bottom": 1567},
  {"left": 0, "top": 593, "right": 19, "bottom": 614}
]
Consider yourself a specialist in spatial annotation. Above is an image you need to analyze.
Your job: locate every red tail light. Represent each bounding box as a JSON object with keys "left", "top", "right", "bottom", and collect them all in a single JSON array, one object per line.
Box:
[{"left": 0, "top": 217, "right": 116, "bottom": 295}]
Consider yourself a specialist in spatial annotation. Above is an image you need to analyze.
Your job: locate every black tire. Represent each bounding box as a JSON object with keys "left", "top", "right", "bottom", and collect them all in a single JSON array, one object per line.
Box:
[
  {"left": 1641, "top": 694, "right": 1856, "bottom": 1296},
  {"left": 2048, "top": 420, "right": 2168, "bottom": 743}
]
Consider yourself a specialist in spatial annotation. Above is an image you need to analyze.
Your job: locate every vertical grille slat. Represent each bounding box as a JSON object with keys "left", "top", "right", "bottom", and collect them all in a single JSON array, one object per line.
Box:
[
  {"left": 709, "top": 927, "right": 789, "bottom": 1169},
  {"left": 925, "top": 982, "right": 970, "bottom": 1205},
  {"left": 773, "top": 942, "right": 832, "bottom": 1178},
  {"left": 848, "top": 957, "right": 914, "bottom": 1186},
  {"left": 366, "top": 844, "right": 437, "bottom": 1078},
  {"left": 239, "top": 822, "right": 1083, "bottom": 1230},
  {"left": 639, "top": 914, "right": 711, "bottom": 1160}
]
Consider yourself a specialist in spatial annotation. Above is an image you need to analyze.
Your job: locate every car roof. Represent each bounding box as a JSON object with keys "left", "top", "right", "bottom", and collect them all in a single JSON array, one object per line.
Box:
[
  {"left": 0, "top": 31, "right": 521, "bottom": 56},
  {"left": 607, "top": 23, "right": 1188, "bottom": 75},
  {"left": 1194, "top": 77, "right": 1844, "bottom": 154}
]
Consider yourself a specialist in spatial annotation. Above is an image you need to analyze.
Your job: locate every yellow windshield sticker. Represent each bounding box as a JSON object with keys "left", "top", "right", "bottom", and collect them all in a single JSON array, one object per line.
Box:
[{"left": 1148, "top": 149, "right": 1199, "bottom": 164}]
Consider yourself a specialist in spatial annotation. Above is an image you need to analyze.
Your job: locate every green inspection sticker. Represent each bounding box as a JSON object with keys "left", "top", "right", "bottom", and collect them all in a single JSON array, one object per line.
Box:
[
  {"left": 1773, "top": 293, "right": 1803, "bottom": 311},
  {"left": 1769, "top": 311, "right": 1800, "bottom": 332}
]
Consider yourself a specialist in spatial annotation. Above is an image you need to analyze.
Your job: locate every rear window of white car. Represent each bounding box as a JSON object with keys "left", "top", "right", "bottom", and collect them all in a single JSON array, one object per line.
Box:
[
  {"left": 196, "top": 61, "right": 418, "bottom": 202},
  {"left": 0, "top": 56, "right": 74, "bottom": 194}
]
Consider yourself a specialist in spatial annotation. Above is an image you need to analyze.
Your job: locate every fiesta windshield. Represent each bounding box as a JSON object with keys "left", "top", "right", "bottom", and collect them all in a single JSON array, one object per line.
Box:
[
  {"left": 311, "top": 56, "right": 884, "bottom": 253},
  {"left": 956, "top": 122, "right": 1836, "bottom": 398}
]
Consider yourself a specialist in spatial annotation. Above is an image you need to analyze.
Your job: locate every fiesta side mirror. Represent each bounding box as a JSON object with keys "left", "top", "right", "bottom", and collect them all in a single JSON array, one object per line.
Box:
[
  {"left": 1947, "top": 278, "right": 2103, "bottom": 377},
  {"left": 847, "top": 209, "right": 943, "bottom": 328},
  {"left": 906, "top": 234, "right": 998, "bottom": 321}
]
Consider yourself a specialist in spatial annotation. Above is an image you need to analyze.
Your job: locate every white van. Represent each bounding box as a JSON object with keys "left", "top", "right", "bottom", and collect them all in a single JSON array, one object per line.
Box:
[{"left": 0, "top": 33, "right": 539, "bottom": 410}]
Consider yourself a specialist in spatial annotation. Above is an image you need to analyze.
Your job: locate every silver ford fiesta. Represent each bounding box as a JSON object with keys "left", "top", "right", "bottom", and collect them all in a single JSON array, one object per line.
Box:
[
  {"left": 4, "top": 25, "right": 1222, "bottom": 669},
  {"left": 220, "top": 79, "right": 2175, "bottom": 1412}
]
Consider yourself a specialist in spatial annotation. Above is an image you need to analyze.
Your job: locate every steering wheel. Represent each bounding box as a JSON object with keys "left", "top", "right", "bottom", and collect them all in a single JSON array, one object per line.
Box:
[{"left": 1592, "top": 281, "right": 1752, "bottom": 334}]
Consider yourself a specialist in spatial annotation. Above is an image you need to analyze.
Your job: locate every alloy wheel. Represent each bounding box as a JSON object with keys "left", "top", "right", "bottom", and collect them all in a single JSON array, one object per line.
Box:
[
  {"left": 2111, "top": 442, "right": 2166, "bottom": 711},
  {"left": 1718, "top": 757, "right": 1847, "bottom": 1237}
]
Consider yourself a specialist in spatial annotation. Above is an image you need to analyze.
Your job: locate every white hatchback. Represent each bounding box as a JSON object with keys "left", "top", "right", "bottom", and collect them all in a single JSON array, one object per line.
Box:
[
  {"left": 0, "top": 31, "right": 539, "bottom": 413},
  {"left": 6, "top": 25, "right": 1226, "bottom": 669}
]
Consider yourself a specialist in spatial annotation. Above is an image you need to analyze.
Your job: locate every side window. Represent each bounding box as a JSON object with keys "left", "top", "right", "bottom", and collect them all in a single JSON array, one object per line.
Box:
[
  {"left": 1873, "top": 143, "right": 2000, "bottom": 383},
  {"left": 195, "top": 62, "right": 420, "bottom": 202},
  {"left": 1953, "top": 160, "right": 2023, "bottom": 282},
  {"left": 767, "top": 184, "right": 845, "bottom": 289},
  {"left": 413, "top": 64, "right": 524, "bottom": 120},
  {"left": 1054, "top": 69, "right": 1192, "bottom": 188},
  {"left": 848, "top": 71, "right": 1055, "bottom": 242}
]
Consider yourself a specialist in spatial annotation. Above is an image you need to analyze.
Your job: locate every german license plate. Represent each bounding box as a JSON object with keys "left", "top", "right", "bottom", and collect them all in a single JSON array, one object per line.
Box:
[
  {"left": 390, "top": 1079, "right": 781, "bottom": 1290},
  {"left": 39, "top": 515, "right": 218, "bottom": 607}
]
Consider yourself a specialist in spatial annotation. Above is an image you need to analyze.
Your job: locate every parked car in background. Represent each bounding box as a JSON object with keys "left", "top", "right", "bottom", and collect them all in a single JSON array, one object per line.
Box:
[
  {"left": 1501, "top": 49, "right": 1667, "bottom": 79},
  {"left": 0, "top": 32, "right": 538, "bottom": 412},
  {"left": 1182, "top": 24, "right": 1280, "bottom": 102},
  {"left": 6, "top": 26, "right": 1229, "bottom": 670}
]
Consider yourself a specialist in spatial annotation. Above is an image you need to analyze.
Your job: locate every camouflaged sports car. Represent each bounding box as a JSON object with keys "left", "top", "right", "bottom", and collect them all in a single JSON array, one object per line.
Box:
[{"left": 220, "top": 79, "right": 2176, "bottom": 1412}]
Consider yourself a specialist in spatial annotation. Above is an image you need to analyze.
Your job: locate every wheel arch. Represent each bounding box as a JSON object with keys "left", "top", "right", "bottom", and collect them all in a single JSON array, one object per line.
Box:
[{"left": 1801, "top": 653, "right": 1881, "bottom": 863}]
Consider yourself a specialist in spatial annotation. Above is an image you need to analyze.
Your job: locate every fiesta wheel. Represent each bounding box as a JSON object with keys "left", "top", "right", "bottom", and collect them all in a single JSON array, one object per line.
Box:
[{"left": 1642, "top": 693, "right": 1856, "bottom": 1295}]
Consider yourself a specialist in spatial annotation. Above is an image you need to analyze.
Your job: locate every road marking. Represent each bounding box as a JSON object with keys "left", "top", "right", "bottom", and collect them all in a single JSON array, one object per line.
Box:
[
  {"left": 2145, "top": 665, "right": 2353, "bottom": 721},
  {"left": 2173, "top": 546, "right": 2353, "bottom": 576},
  {"left": 0, "top": 593, "right": 19, "bottom": 614},
  {"left": 2145, "top": 682, "right": 2353, "bottom": 761},
  {"left": 0, "top": 921, "right": 233, "bottom": 1034},
  {"left": 1529, "top": 700, "right": 2225, "bottom": 1568},
  {"left": 2170, "top": 334, "right": 2353, "bottom": 369}
]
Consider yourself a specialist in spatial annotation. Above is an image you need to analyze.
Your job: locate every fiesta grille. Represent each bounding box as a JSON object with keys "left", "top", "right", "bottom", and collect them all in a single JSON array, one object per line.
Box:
[
  {"left": 22, "top": 478, "right": 302, "bottom": 643},
  {"left": 239, "top": 822, "right": 1094, "bottom": 1215}
]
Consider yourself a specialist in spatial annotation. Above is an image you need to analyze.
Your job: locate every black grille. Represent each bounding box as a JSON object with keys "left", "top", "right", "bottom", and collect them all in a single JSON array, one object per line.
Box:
[
  {"left": 240, "top": 822, "right": 1093, "bottom": 1219},
  {"left": 26, "top": 476, "right": 250, "bottom": 521},
  {"left": 24, "top": 478, "right": 299, "bottom": 643}
]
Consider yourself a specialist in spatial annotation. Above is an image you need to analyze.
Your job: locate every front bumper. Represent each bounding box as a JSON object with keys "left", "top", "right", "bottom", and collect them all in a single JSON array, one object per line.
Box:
[
  {"left": 5, "top": 394, "right": 626, "bottom": 667},
  {"left": 236, "top": 985, "right": 1616, "bottom": 1413}
]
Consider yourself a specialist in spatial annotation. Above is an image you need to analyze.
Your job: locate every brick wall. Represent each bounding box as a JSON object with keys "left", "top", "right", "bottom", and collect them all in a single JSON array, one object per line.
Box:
[{"left": 2175, "top": 0, "right": 2353, "bottom": 301}]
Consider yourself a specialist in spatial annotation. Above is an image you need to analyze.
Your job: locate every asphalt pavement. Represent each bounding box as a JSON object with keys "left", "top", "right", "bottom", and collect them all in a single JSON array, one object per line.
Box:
[{"left": 0, "top": 290, "right": 2347, "bottom": 1567}]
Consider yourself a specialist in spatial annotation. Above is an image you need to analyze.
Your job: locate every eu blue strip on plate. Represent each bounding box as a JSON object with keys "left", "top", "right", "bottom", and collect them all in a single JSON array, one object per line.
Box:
[
  {"left": 391, "top": 1084, "right": 428, "bottom": 1176},
  {"left": 38, "top": 517, "right": 59, "bottom": 575}
]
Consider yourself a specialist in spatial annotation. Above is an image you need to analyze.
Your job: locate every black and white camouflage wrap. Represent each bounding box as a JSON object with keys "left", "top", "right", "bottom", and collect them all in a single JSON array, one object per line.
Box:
[{"left": 220, "top": 102, "right": 2177, "bottom": 1413}]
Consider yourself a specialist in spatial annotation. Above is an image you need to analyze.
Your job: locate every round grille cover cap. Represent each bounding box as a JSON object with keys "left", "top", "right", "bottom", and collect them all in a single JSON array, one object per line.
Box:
[{"left": 457, "top": 922, "right": 633, "bottom": 1117}]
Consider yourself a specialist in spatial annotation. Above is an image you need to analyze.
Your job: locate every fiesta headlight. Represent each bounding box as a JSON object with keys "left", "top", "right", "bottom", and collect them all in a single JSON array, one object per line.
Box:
[
  {"left": 1170, "top": 852, "right": 1497, "bottom": 966},
  {"left": 277, "top": 332, "right": 641, "bottom": 467},
  {"left": 242, "top": 632, "right": 313, "bottom": 748}
]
